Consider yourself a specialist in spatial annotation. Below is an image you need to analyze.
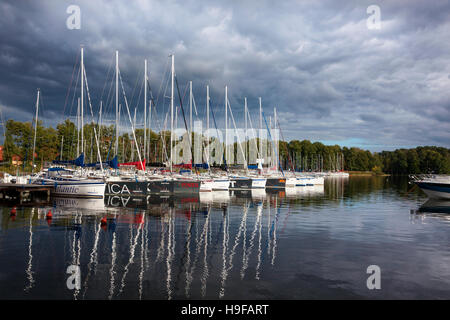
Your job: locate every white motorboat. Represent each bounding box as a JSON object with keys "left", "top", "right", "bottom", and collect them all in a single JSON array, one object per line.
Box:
[{"left": 411, "top": 175, "right": 450, "bottom": 200}]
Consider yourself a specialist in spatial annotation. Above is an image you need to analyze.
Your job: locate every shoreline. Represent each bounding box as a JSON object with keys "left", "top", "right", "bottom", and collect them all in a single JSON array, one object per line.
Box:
[{"left": 348, "top": 171, "right": 391, "bottom": 176}]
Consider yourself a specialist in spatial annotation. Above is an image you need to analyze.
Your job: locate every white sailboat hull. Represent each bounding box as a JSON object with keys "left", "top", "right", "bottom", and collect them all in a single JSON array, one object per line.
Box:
[
  {"left": 251, "top": 178, "right": 266, "bottom": 189},
  {"left": 296, "top": 177, "right": 314, "bottom": 186},
  {"left": 285, "top": 177, "right": 297, "bottom": 187},
  {"left": 200, "top": 179, "right": 213, "bottom": 192},
  {"left": 37, "top": 180, "right": 105, "bottom": 198},
  {"left": 212, "top": 179, "right": 230, "bottom": 191}
]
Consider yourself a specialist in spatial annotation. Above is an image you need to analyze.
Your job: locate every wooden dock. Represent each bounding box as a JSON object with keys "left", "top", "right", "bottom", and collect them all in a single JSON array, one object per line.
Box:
[{"left": 0, "top": 183, "right": 54, "bottom": 203}]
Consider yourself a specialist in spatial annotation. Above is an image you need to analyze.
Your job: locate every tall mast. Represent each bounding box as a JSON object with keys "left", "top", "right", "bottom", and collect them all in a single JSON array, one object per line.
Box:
[
  {"left": 31, "top": 89, "right": 40, "bottom": 173},
  {"left": 206, "top": 85, "right": 210, "bottom": 166},
  {"left": 119, "top": 103, "right": 121, "bottom": 160},
  {"left": 189, "top": 81, "right": 193, "bottom": 137},
  {"left": 269, "top": 116, "right": 272, "bottom": 168},
  {"left": 144, "top": 59, "right": 147, "bottom": 163},
  {"left": 115, "top": 50, "right": 119, "bottom": 156},
  {"left": 274, "top": 107, "right": 278, "bottom": 172},
  {"left": 175, "top": 106, "right": 178, "bottom": 164},
  {"left": 170, "top": 54, "right": 174, "bottom": 172},
  {"left": 225, "top": 86, "right": 228, "bottom": 166},
  {"left": 132, "top": 107, "right": 137, "bottom": 161},
  {"left": 76, "top": 97, "right": 80, "bottom": 156},
  {"left": 148, "top": 99, "right": 152, "bottom": 161},
  {"left": 244, "top": 97, "right": 247, "bottom": 164},
  {"left": 98, "top": 101, "right": 102, "bottom": 162},
  {"left": 60, "top": 136, "right": 64, "bottom": 161},
  {"left": 259, "top": 97, "right": 262, "bottom": 160},
  {"left": 81, "top": 46, "right": 84, "bottom": 155}
]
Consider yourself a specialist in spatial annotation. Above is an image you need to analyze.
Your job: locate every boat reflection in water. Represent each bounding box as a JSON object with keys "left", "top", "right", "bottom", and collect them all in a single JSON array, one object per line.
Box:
[
  {"left": 265, "top": 185, "right": 325, "bottom": 200},
  {"left": 410, "top": 199, "right": 450, "bottom": 224},
  {"left": 418, "top": 199, "right": 450, "bottom": 214},
  {"left": 13, "top": 189, "right": 293, "bottom": 300},
  {"left": 199, "top": 190, "right": 230, "bottom": 206},
  {"left": 6, "top": 176, "right": 450, "bottom": 300}
]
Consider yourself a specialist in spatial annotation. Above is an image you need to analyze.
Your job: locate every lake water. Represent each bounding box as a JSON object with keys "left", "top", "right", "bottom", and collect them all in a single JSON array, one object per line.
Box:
[{"left": 0, "top": 176, "right": 449, "bottom": 300}]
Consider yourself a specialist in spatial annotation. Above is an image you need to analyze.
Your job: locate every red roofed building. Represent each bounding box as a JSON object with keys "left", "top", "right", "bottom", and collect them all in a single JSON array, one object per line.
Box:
[{"left": 12, "top": 154, "right": 23, "bottom": 166}]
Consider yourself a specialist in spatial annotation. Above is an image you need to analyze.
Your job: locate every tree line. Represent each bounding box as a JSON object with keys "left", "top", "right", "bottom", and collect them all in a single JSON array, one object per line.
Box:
[
  {"left": 279, "top": 140, "right": 449, "bottom": 174},
  {"left": 1, "top": 119, "right": 449, "bottom": 174}
]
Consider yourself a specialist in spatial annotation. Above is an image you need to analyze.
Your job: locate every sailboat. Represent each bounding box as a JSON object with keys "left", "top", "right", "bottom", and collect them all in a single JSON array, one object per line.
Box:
[
  {"left": 203, "top": 84, "right": 229, "bottom": 191},
  {"left": 32, "top": 47, "right": 106, "bottom": 198},
  {"left": 225, "top": 90, "right": 264, "bottom": 190}
]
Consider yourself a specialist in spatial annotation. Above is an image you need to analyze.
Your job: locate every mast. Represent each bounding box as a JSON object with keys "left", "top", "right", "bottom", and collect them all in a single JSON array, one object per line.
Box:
[
  {"left": 225, "top": 86, "right": 228, "bottom": 166},
  {"left": 144, "top": 59, "right": 147, "bottom": 164},
  {"left": 98, "top": 101, "right": 102, "bottom": 162},
  {"left": 189, "top": 81, "right": 192, "bottom": 137},
  {"left": 244, "top": 97, "right": 247, "bottom": 164},
  {"left": 227, "top": 96, "right": 248, "bottom": 174},
  {"left": 76, "top": 97, "right": 80, "bottom": 156},
  {"left": 148, "top": 99, "right": 152, "bottom": 161},
  {"left": 119, "top": 103, "right": 121, "bottom": 161},
  {"left": 269, "top": 116, "right": 272, "bottom": 168},
  {"left": 81, "top": 46, "right": 84, "bottom": 155},
  {"left": 259, "top": 97, "right": 262, "bottom": 161},
  {"left": 274, "top": 107, "right": 278, "bottom": 172},
  {"left": 206, "top": 85, "right": 210, "bottom": 166},
  {"left": 132, "top": 107, "right": 137, "bottom": 161},
  {"left": 60, "top": 136, "right": 64, "bottom": 161},
  {"left": 115, "top": 50, "right": 119, "bottom": 156},
  {"left": 170, "top": 54, "right": 174, "bottom": 172},
  {"left": 31, "top": 89, "right": 40, "bottom": 173},
  {"left": 175, "top": 106, "right": 178, "bottom": 165}
]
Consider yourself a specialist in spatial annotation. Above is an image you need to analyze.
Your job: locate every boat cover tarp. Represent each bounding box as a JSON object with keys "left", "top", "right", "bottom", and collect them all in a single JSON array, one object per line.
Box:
[
  {"left": 85, "top": 155, "right": 119, "bottom": 169},
  {"left": 173, "top": 162, "right": 192, "bottom": 169},
  {"left": 193, "top": 163, "right": 209, "bottom": 169},
  {"left": 52, "top": 153, "right": 85, "bottom": 167}
]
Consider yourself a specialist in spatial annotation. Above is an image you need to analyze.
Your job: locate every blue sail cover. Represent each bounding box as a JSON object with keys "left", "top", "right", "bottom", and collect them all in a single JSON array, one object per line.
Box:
[
  {"left": 194, "top": 163, "right": 209, "bottom": 169},
  {"left": 85, "top": 155, "right": 119, "bottom": 169},
  {"left": 52, "top": 153, "right": 85, "bottom": 167}
]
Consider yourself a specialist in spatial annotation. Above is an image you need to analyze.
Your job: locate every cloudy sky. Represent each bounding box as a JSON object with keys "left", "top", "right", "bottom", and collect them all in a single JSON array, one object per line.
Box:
[{"left": 0, "top": 0, "right": 449, "bottom": 151}]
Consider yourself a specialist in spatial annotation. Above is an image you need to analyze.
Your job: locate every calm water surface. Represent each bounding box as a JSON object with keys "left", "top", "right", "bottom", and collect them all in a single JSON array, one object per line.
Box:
[{"left": 0, "top": 176, "right": 449, "bottom": 300}]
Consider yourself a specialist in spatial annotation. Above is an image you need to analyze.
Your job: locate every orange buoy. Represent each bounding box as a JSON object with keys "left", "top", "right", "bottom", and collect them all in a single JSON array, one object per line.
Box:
[
  {"left": 101, "top": 216, "right": 107, "bottom": 225},
  {"left": 10, "top": 206, "right": 17, "bottom": 215},
  {"left": 46, "top": 210, "right": 52, "bottom": 219}
]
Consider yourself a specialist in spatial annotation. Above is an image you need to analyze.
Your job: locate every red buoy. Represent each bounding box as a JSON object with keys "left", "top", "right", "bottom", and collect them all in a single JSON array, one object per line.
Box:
[
  {"left": 10, "top": 207, "right": 17, "bottom": 215},
  {"left": 46, "top": 210, "right": 52, "bottom": 219},
  {"left": 101, "top": 216, "right": 107, "bottom": 225}
]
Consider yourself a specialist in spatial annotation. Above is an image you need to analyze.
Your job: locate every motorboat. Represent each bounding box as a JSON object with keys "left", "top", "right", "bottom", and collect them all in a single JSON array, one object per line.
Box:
[{"left": 411, "top": 174, "right": 450, "bottom": 200}]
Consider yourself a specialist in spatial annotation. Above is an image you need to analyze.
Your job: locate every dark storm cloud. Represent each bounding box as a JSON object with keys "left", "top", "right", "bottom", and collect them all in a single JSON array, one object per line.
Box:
[{"left": 0, "top": 0, "right": 449, "bottom": 151}]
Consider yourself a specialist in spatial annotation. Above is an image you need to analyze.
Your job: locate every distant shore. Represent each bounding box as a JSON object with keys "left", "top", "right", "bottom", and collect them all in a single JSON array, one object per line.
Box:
[{"left": 348, "top": 171, "right": 390, "bottom": 176}]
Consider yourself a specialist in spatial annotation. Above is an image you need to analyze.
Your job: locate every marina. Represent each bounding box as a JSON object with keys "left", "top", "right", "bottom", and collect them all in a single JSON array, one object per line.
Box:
[
  {"left": 1, "top": 176, "right": 449, "bottom": 300},
  {"left": 0, "top": 43, "right": 448, "bottom": 302},
  {"left": 0, "top": 1, "right": 449, "bottom": 305},
  {"left": 0, "top": 45, "right": 335, "bottom": 202}
]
